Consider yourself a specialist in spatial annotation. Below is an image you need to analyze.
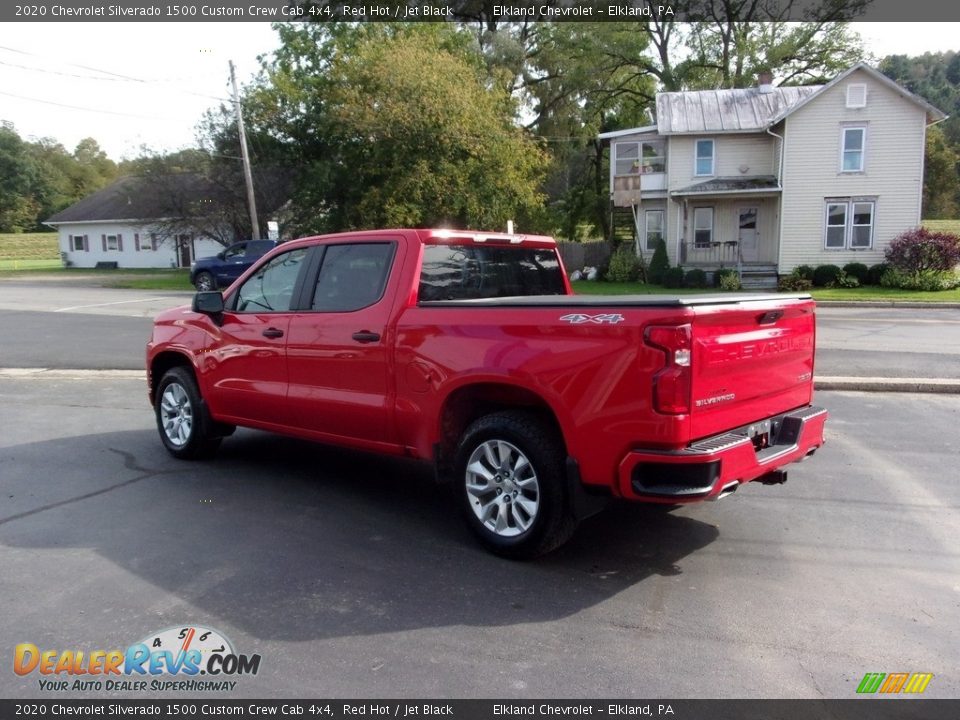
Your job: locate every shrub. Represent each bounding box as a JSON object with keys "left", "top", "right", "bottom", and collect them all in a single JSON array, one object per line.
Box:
[
  {"left": 842, "top": 262, "right": 869, "bottom": 285},
  {"left": 831, "top": 270, "right": 860, "bottom": 288},
  {"left": 881, "top": 268, "right": 960, "bottom": 291},
  {"left": 683, "top": 268, "right": 708, "bottom": 288},
  {"left": 885, "top": 227, "right": 960, "bottom": 275},
  {"left": 778, "top": 270, "right": 813, "bottom": 292},
  {"left": 647, "top": 239, "right": 670, "bottom": 285},
  {"left": 794, "top": 264, "right": 816, "bottom": 282},
  {"left": 812, "top": 264, "right": 842, "bottom": 287},
  {"left": 719, "top": 272, "right": 743, "bottom": 291},
  {"left": 662, "top": 266, "right": 685, "bottom": 289},
  {"left": 605, "top": 246, "right": 641, "bottom": 283},
  {"left": 714, "top": 268, "right": 740, "bottom": 290},
  {"left": 866, "top": 263, "right": 889, "bottom": 286}
]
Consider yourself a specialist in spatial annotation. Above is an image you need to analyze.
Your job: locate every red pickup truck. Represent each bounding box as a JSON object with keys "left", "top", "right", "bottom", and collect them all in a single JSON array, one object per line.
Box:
[{"left": 147, "top": 229, "right": 826, "bottom": 558}]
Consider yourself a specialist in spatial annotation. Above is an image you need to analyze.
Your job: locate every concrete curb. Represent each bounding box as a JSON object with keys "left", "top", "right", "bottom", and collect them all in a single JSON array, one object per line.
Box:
[
  {"left": 816, "top": 376, "right": 960, "bottom": 394},
  {"left": 816, "top": 300, "right": 960, "bottom": 309}
]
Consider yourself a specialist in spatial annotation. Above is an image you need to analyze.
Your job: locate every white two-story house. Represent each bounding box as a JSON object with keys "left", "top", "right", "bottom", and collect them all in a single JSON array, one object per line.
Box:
[{"left": 599, "top": 63, "right": 947, "bottom": 288}]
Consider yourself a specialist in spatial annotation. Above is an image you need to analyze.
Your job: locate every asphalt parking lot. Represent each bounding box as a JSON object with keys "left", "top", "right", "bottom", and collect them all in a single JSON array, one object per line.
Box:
[{"left": 1, "top": 282, "right": 958, "bottom": 700}]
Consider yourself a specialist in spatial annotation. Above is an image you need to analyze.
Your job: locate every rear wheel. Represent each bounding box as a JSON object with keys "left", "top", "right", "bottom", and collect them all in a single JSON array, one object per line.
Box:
[
  {"left": 194, "top": 271, "right": 216, "bottom": 291},
  {"left": 454, "top": 411, "right": 577, "bottom": 559},
  {"left": 155, "top": 367, "right": 222, "bottom": 459}
]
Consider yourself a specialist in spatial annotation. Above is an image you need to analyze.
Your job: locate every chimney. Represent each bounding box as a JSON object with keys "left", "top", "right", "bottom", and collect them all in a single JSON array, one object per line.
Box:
[{"left": 757, "top": 71, "right": 774, "bottom": 94}]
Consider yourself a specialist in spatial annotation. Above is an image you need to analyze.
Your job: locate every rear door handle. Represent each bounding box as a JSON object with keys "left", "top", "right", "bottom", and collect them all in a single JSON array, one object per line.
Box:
[
  {"left": 351, "top": 331, "right": 380, "bottom": 344},
  {"left": 262, "top": 327, "right": 284, "bottom": 338}
]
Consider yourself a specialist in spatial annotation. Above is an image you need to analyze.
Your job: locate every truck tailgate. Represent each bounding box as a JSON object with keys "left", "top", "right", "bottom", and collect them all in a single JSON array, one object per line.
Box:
[{"left": 689, "top": 297, "right": 816, "bottom": 440}]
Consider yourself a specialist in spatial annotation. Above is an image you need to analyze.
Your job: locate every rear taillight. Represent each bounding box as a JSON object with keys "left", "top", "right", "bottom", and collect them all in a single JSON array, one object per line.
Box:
[{"left": 644, "top": 324, "right": 692, "bottom": 415}]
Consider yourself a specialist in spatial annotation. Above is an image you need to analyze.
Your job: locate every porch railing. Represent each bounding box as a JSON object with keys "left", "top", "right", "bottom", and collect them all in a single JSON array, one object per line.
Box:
[{"left": 680, "top": 241, "right": 741, "bottom": 267}]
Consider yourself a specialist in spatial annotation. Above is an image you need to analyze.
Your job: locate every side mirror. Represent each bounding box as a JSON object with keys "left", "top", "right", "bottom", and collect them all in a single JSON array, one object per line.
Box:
[
  {"left": 216, "top": 252, "right": 225, "bottom": 260},
  {"left": 192, "top": 291, "right": 225, "bottom": 318}
]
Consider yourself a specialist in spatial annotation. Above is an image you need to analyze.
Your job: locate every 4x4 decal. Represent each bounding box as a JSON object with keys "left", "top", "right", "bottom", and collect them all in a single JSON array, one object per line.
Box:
[{"left": 559, "top": 313, "right": 625, "bottom": 325}]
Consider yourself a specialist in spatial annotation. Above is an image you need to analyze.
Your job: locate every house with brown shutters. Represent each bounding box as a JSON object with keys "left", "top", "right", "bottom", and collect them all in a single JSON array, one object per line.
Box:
[
  {"left": 598, "top": 63, "right": 947, "bottom": 288},
  {"left": 45, "top": 172, "right": 290, "bottom": 269}
]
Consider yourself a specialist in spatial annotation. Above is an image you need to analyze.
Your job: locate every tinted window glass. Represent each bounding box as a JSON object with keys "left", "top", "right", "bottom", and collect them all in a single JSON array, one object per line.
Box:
[
  {"left": 223, "top": 243, "right": 246, "bottom": 259},
  {"left": 312, "top": 243, "right": 395, "bottom": 312},
  {"left": 234, "top": 248, "right": 307, "bottom": 312},
  {"left": 418, "top": 244, "right": 565, "bottom": 301},
  {"left": 246, "top": 240, "right": 275, "bottom": 256}
]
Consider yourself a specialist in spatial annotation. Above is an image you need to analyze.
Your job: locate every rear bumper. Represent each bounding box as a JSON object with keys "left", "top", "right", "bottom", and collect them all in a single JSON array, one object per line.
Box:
[{"left": 618, "top": 405, "right": 827, "bottom": 502}]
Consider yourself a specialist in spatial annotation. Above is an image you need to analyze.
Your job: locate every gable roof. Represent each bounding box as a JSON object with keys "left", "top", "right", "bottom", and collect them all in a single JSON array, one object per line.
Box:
[
  {"left": 768, "top": 62, "right": 947, "bottom": 125},
  {"left": 656, "top": 85, "right": 822, "bottom": 135},
  {"left": 45, "top": 171, "right": 290, "bottom": 225},
  {"left": 610, "top": 63, "right": 948, "bottom": 140}
]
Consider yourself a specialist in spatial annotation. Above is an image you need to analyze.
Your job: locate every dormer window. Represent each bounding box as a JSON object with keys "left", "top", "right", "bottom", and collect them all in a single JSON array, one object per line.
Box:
[
  {"left": 695, "top": 139, "right": 714, "bottom": 176},
  {"left": 846, "top": 84, "right": 867, "bottom": 108}
]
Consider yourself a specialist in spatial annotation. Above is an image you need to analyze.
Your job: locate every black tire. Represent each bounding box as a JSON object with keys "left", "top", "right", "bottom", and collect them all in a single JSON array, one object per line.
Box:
[
  {"left": 454, "top": 411, "right": 577, "bottom": 559},
  {"left": 194, "top": 271, "right": 216, "bottom": 291},
  {"left": 155, "top": 367, "right": 222, "bottom": 460}
]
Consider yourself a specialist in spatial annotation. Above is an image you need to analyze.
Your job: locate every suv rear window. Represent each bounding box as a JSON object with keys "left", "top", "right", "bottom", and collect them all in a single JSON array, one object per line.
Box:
[{"left": 418, "top": 244, "right": 565, "bottom": 301}]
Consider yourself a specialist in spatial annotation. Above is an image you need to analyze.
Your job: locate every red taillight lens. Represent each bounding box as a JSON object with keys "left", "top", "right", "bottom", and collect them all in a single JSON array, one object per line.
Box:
[{"left": 644, "top": 324, "right": 692, "bottom": 415}]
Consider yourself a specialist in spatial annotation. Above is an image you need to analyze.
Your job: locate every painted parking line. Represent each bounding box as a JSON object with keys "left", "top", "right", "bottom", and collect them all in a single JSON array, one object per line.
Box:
[
  {"left": 53, "top": 298, "right": 167, "bottom": 312},
  {"left": 0, "top": 368, "right": 144, "bottom": 379}
]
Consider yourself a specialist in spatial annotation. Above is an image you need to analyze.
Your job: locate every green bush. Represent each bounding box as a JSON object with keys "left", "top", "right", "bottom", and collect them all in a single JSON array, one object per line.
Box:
[
  {"left": 866, "top": 263, "right": 889, "bottom": 286},
  {"left": 831, "top": 270, "right": 860, "bottom": 288},
  {"left": 842, "top": 262, "right": 869, "bottom": 284},
  {"left": 880, "top": 268, "right": 960, "bottom": 291},
  {"left": 812, "top": 264, "right": 842, "bottom": 287},
  {"left": 605, "top": 246, "right": 641, "bottom": 283},
  {"left": 662, "top": 267, "right": 685, "bottom": 289},
  {"left": 794, "top": 264, "right": 816, "bottom": 282},
  {"left": 647, "top": 239, "right": 670, "bottom": 285},
  {"left": 778, "top": 272, "right": 813, "bottom": 292},
  {"left": 718, "top": 272, "right": 742, "bottom": 291},
  {"left": 683, "top": 268, "right": 708, "bottom": 288},
  {"left": 713, "top": 267, "right": 737, "bottom": 288}
]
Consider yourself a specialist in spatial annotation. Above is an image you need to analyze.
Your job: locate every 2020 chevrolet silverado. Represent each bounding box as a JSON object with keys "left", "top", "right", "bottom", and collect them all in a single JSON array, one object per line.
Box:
[{"left": 147, "top": 229, "right": 827, "bottom": 557}]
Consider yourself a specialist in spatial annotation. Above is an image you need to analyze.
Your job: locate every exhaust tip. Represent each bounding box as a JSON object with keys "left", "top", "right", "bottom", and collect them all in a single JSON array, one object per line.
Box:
[{"left": 757, "top": 470, "right": 788, "bottom": 485}]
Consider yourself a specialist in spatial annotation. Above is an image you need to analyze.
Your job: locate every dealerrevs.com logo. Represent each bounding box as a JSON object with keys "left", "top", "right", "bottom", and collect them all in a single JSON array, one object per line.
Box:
[{"left": 14, "top": 625, "right": 261, "bottom": 693}]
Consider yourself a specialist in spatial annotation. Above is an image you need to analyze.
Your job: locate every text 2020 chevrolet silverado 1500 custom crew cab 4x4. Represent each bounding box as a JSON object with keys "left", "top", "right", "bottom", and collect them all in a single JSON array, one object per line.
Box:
[{"left": 147, "top": 229, "right": 827, "bottom": 558}]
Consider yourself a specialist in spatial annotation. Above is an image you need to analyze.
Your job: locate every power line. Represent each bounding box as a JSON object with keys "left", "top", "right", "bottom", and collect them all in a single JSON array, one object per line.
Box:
[
  {"left": 0, "top": 44, "right": 232, "bottom": 103},
  {"left": 0, "top": 89, "right": 176, "bottom": 121}
]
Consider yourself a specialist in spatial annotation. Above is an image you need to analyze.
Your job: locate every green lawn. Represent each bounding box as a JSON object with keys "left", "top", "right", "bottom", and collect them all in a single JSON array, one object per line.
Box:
[
  {"left": 923, "top": 219, "right": 960, "bottom": 235},
  {"left": 0, "top": 233, "right": 59, "bottom": 261}
]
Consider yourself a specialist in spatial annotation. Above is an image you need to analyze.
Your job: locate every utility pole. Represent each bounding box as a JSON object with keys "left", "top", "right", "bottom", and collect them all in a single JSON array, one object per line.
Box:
[{"left": 229, "top": 60, "right": 260, "bottom": 240}]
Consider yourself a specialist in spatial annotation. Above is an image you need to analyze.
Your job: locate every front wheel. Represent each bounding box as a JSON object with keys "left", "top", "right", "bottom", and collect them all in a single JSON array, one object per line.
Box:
[
  {"left": 454, "top": 411, "right": 577, "bottom": 559},
  {"left": 155, "top": 367, "right": 222, "bottom": 459},
  {"left": 194, "top": 271, "right": 216, "bottom": 291}
]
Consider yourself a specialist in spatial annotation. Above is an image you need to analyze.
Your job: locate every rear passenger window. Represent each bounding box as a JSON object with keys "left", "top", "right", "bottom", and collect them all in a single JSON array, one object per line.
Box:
[
  {"left": 312, "top": 243, "right": 395, "bottom": 312},
  {"left": 418, "top": 244, "right": 565, "bottom": 301}
]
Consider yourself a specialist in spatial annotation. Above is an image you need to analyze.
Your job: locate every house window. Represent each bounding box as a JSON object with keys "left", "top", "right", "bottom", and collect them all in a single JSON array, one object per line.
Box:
[
  {"left": 695, "top": 139, "right": 714, "bottom": 176},
  {"left": 846, "top": 84, "right": 867, "bottom": 108},
  {"left": 824, "top": 199, "right": 875, "bottom": 250},
  {"left": 138, "top": 235, "right": 153, "bottom": 251},
  {"left": 71, "top": 235, "right": 85, "bottom": 251},
  {"left": 615, "top": 142, "right": 639, "bottom": 175},
  {"left": 693, "top": 207, "right": 714, "bottom": 248},
  {"left": 841, "top": 127, "right": 866, "bottom": 172},
  {"left": 645, "top": 210, "right": 664, "bottom": 252},
  {"left": 106, "top": 235, "right": 119, "bottom": 251},
  {"left": 614, "top": 140, "right": 665, "bottom": 175}
]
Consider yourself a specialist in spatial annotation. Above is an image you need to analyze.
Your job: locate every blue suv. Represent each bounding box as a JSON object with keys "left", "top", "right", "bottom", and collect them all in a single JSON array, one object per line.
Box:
[{"left": 190, "top": 240, "right": 278, "bottom": 291}]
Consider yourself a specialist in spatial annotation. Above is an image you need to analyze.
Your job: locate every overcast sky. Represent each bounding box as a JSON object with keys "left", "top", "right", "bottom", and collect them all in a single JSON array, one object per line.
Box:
[{"left": 1, "top": 21, "right": 958, "bottom": 162}]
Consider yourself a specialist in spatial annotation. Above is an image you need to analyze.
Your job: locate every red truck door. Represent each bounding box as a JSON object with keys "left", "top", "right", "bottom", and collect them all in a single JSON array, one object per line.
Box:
[
  {"left": 285, "top": 240, "right": 400, "bottom": 447},
  {"left": 202, "top": 246, "right": 310, "bottom": 426}
]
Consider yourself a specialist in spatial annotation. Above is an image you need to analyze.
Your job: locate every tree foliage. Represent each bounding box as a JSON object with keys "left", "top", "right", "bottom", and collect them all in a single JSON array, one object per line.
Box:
[{"left": 0, "top": 123, "right": 117, "bottom": 233}]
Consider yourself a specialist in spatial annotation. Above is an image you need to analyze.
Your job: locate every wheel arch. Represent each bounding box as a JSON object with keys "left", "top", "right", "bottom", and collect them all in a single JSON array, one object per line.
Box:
[
  {"left": 433, "top": 381, "right": 568, "bottom": 480},
  {"left": 149, "top": 351, "right": 196, "bottom": 405}
]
